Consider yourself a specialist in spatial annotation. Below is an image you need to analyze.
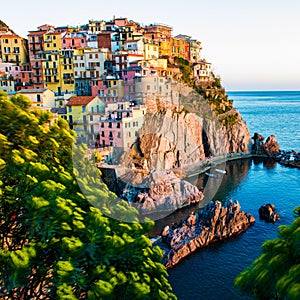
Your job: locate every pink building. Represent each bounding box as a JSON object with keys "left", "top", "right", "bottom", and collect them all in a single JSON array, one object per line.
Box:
[
  {"left": 122, "top": 65, "right": 142, "bottom": 82},
  {"left": 98, "top": 102, "right": 146, "bottom": 150},
  {"left": 17, "top": 63, "right": 33, "bottom": 91},
  {"left": 113, "top": 18, "right": 128, "bottom": 27},
  {"left": 61, "top": 32, "right": 88, "bottom": 49},
  {"left": 91, "top": 78, "right": 108, "bottom": 97}
]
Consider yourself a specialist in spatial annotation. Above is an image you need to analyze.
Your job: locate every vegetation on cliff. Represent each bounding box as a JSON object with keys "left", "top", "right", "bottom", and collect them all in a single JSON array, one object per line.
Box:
[
  {"left": 0, "top": 91, "right": 177, "bottom": 299},
  {"left": 235, "top": 206, "right": 300, "bottom": 300},
  {"left": 173, "top": 56, "right": 239, "bottom": 128}
]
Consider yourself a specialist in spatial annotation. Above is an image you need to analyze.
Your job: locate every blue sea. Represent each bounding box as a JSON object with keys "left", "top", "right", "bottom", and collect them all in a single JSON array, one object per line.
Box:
[{"left": 166, "top": 91, "right": 300, "bottom": 300}]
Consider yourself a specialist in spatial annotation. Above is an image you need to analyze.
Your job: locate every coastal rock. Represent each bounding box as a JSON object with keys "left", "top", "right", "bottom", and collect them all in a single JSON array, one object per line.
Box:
[
  {"left": 263, "top": 135, "right": 280, "bottom": 154},
  {"left": 251, "top": 132, "right": 265, "bottom": 154},
  {"left": 153, "top": 200, "right": 255, "bottom": 269},
  {"left": 134, "top": 171, "right": 204, "bottom": 214},
  {"left": 258, "top": 203, "right": 280, "bottom": 223}
]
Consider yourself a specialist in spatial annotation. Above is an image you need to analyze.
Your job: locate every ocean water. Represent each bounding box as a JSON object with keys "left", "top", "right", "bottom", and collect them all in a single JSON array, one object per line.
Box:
[
  {"left": 166, "top": 91, "right": 300, "bottom": 300},
  {"left": 228, "top": 91, "right": 300, "bottom": 151}
]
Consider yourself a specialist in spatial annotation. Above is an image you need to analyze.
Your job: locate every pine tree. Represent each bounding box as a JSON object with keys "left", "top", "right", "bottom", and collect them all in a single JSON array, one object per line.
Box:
[{"left": 0, "top": 91, "right": 177, "bottom": 299}]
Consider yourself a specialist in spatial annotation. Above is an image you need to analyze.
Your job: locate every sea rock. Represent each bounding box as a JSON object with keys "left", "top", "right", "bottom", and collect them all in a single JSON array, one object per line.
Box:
[
  {"left": 153, "top": 200, "right": 255, "bottom": 269},
  {"left": 258, "top": 203, "right": 280, "bottom": 223},
  {"left": 263, "top": 135, "right": 280, "bottom": 154},
  {"left": 252, "top": 132, "right": 264, "bottom": 141},
  {"left": 251, "top": 132, "right": 265, "bottom": 154}
]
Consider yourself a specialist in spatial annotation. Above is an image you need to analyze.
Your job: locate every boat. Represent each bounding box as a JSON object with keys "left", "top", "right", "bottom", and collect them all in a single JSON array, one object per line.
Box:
[
  {"left": 205, "top": 172, "right": 218, "bottom": 179},
  {"left": 215, "top": 168, "right": 227, "bottom": 174}
]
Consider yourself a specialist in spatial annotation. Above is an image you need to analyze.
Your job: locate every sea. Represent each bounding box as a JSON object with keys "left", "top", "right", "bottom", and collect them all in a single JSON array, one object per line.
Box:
[{"left": 164, "top": 91, "right": 300, "bottom": 300}]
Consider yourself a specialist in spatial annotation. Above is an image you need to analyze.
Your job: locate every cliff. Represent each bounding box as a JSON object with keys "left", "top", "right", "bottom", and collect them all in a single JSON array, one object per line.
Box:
[{"left": 122, "top": 83, "right": 250, "bottom": 173}]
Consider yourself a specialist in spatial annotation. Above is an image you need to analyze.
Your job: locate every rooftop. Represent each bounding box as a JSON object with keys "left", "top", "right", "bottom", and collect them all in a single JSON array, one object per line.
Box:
[
  {"left": 17, "top": 88, "right": 48, "bottom": 93},
  {"left": 66, "top": 95, "right": 96, "bottom": 106}
]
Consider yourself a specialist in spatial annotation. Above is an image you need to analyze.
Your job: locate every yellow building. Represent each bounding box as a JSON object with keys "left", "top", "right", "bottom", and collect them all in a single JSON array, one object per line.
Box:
[
  {"left": 42, "top": 32, "right": 75, "bottom": 95},
  {"left": 170, "top": 37, "right": 189, "bottom": 60},
  {"left": 0, "top": 33, "right": 28, "bottom": 65},
  {"left": 143, "top": 41, "right": 159, "bottom": 60},
  {"left": 66, "top": 95, "right": 105, "bottom": 144},
  {"left": 159, "top": 40, "right": 172, "bottom": 58},
  {"left": 43, "top": 32, "right": 62, "bottom": 51},
  {"left": 60, "top": 49, "right": 75, "bottom": 94}
]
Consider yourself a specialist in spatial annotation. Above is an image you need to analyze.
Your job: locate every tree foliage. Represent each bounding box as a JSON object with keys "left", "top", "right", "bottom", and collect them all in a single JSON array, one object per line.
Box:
[
  {"left": 234, "top": 206, "right": 300, "bottom": 300},
  {"left": 0, "top": 91, "right": 177, "bottom": 299}
]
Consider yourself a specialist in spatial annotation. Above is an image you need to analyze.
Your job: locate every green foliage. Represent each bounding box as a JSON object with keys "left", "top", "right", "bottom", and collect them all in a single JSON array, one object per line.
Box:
[
  {"left": 234, "top": 205, "right": 300, "bottom": 299},
  {"left": 0, "top": 91, "right": 177, "bottom": 299},
  {"left": 174, "top": 56, "right": 193, "bottom": 86},
  {"left": 212, "top": 76, "right": 222, "bottom": 89}
]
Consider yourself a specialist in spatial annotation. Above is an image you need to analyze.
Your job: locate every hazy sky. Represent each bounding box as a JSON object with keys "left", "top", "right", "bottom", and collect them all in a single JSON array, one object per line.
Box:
[{"left": 2, "top": 0, "right": 300, "bottom": 90}]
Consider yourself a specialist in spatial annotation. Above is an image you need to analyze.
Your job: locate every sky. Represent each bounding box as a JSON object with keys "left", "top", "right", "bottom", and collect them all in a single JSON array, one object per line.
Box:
[{"left": 2, "top": 0, "right": 300, "bottom": 90}]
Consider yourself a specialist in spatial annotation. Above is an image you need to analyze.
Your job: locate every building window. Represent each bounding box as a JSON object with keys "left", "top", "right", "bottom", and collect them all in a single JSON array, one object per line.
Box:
[
  {"left": 68, "top": 106, "right": 72, "bottom": 112},
  {"left": 90, "top": 115, "right": 93, "bottom": 121},
  {"left": 101, "top": 131, "right": 105, "bottom": 137},
  {"left": 82, "top": 106, "right": 86, "bottom": 112}
]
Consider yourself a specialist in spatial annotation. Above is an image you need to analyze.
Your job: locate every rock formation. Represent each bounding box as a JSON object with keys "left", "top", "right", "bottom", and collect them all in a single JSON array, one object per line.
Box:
[
  {"left": 251, "top": 133, "right": 280, "bottom": 156},
  {"left": 258, "top": 204, "right": 280, "bottom": 223},
  {"left": 153, "top": 200, "right": 255, "bottom": 269},
  {"left": 122, "top": 85, "right": 250, "bottom": 173},
  {"left": 121, "top": 170, "right": 204, "bottom": 215},
  {"left": 263, "top": 135, "right": 280, "bottom": 154}
]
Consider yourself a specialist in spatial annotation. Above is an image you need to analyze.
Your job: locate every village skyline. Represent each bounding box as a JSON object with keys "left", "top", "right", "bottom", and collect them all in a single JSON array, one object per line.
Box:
[{"left": 2, "top": 0, "right": 300, "bottom": 91}]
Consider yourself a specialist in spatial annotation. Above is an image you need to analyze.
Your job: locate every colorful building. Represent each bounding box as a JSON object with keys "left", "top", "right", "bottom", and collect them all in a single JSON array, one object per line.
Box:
[
  {"left": 143, "top": 41, "right": 159, "bottom": 60},
  {"left": 66, "top": 95, "right": 105, "bottom": 144},
  {"left": 73, "top": 48, "right": 107, "bottom": 95},
  {"left": 0, "top": 33, "right": 28, "bottom": 66},
  {"left": 144, "top": 24, "right": 172, "bottom": 41},
  {"left": 171, "top": 36, "right": 189, "bottom": 60},
  {"left": 61, "top": 31, "right": 88, "bottom": 49},
  {"left": 99, "top": 101, "right": 146, "bottom": 150},
  {"left": 17, "top": 88, "right": 55, "bottom": 108},
  {"left": 0, "top": 72, "right": 15, "bottom": 93},
  {"left": 27, "top": 26, "right": 53, "bottom": 89}
]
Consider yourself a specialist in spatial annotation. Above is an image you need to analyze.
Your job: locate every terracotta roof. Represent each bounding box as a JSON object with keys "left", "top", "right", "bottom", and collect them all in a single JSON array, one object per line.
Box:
[
  {"left": 66, "top": 96, "right": 96, "bottom": 106},
  {"left": 1, "top": 34, "right": 21, "bottom": 39}
]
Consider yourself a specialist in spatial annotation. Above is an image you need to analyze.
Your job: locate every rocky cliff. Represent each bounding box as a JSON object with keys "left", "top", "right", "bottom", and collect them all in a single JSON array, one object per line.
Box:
[{"left": 122, "top": 84, "right": 250, "bottom": 173}]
